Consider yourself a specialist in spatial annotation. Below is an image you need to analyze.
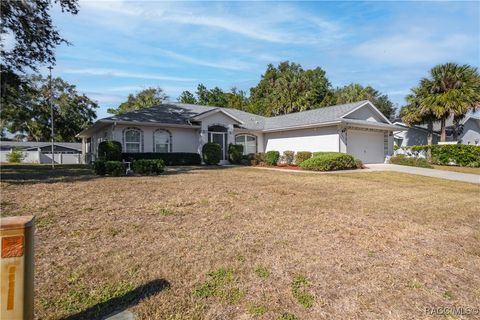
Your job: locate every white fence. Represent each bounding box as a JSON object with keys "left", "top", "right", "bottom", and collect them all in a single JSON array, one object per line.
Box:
[{"left": 1, "top": 150, "right": 81, "bottom": 164}]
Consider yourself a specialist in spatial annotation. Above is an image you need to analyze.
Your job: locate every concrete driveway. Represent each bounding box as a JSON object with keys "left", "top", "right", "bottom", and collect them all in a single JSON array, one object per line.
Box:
[{"left": 367, "top": 164, "right": 480, "bottom": 184}]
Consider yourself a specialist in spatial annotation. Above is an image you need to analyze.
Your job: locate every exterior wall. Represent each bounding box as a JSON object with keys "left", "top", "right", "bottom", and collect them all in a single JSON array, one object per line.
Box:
[
  {"left": 459, "top": 119, "right": 480, "bottom": 145},
  {"left": 100, "top": 124, "right": 199, "bottom": 154},
  {"left": 343, "top": 105, "right": 384, "bottom": 122},
  {"left": 264, "top": 126, "right": 339, "bottom": 153},
  {"left": 394, "top": 128, "right": 439, "bottom": 147}
]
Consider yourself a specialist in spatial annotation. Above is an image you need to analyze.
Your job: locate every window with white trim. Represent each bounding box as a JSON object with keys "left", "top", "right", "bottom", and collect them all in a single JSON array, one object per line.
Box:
[
  {"left": 124, "top": 128, "right": 142, "bottom": 153},
  {"left": 235, "top": 134, "right": 257, "bottom": 155},
  {"left": 154, "top": 129, "right": 171, "bottom": 153}
]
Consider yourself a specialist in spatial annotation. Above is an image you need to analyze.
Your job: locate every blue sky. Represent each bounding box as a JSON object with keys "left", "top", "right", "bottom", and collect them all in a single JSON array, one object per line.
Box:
[{"left": 49, "top": 1, "right": 479, "bottom": 119}]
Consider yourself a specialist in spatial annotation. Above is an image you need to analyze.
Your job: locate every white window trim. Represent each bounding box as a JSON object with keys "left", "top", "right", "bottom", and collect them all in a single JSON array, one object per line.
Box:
[
  {"left": 153, "top": 129, "right": 172, "bottom": 153},
  {"left": 123, "top": 127, "right": 144, "bottom": 153},
  {"left": 235, "top": 134, "right": 257, "bottom": 155}
]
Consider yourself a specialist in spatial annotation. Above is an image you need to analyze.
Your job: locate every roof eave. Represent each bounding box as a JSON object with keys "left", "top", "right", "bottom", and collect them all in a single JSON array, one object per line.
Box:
[{"left": 262, "top": 120, "right": 342, "bottom": 133}]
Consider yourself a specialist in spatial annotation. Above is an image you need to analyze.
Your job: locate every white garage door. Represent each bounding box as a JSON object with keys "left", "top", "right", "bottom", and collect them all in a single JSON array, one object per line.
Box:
[{"left": 347, "top": 129, "right": 385, "bottom": 164}]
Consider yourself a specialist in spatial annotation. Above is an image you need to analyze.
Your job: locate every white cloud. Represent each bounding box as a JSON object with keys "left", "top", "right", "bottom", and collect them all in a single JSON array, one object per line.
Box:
[
  {"left": 62, "top": 68, "right": 195, "bottom": 82},
  {"left": 353, "top": 31, "right": 473, "bottom": 64}
]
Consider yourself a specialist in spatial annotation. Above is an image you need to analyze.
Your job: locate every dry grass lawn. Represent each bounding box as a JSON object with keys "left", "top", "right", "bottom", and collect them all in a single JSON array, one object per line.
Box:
[
  {"left": 432, "top": 165, "right": 480, "bottom": 175},
  {"left": 1, "top": 165, "right": 479, "bottom": 320}
]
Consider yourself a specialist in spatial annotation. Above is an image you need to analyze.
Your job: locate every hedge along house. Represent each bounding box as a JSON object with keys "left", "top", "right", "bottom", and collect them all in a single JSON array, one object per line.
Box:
[{"left": 77, "top": 100, "right": 404, "bottom": 164}]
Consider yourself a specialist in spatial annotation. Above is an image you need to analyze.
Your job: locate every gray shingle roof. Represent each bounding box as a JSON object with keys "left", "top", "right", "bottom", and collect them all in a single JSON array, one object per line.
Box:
[
  {"left": 97, "top": 101, "right": 370, "bottom": 131},
  {"left": 0, "top": 141, "right": 81, "bottom": 151},
  {"left": 263, "top": 101, "right": 368, "bottom": 130}
]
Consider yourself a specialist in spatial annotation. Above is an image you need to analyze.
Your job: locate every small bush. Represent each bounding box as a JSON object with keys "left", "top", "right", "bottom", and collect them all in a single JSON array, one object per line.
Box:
[
  {"left": 132, "top": 159, "right": 165, "bottom": 175},
  {"left": 294, "top": 151, "right": 312, "bottom": 165},
  {"left": 105, "top": 161, "right": 124, "bottom": 176},
  {"left": 240, "top": 153, "right": 256, "bottom": 166},
  {"left": 389, "top": 155, "right": 432, "bottom": 168},
  {"left": 122, "top": 153, "right": 201, "bottom": 165},
  {"left": 93, "top": 160, "right": 106, "bottom": 175},
  {"left": 254, "top": 152, "right": 265, "bottom": 165},
  {"left": 228, "top": 144, "right": 244, "bottom": 164},
  {"left": 300, "top": 152, "right": 357, "bottom": 171},
  {"left": 98, "top": 140, "right": 122, "bottom": 161},
  {"left": 6, "top": 147, "right": 24, "bottom": 163},
  {"left": 355, "top": 159, "right": 364, "bottom": 169},
  {"left": 202, "top": 143, "right": 222, "bottom": 165},
  {"left": 265, "top": 151, "right": 280, "bottom": 166},
  {"left": 283, "top": 151, "right": 295, "bottom": 165}
]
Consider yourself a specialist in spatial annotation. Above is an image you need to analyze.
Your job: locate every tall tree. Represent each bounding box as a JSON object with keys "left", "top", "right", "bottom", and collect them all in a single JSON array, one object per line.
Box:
[
  {"left": 107, "top": 87, "right": 168, "bottom": 115},
  {"left": 177, "top": 90, "right": 197, "bottom": 104},
  {"left": 249, "top": 61, "right": 331, "bottom": 116},
  {"left": 402, "top": 63, "right": 480, "bottom": 142},
  {"left": 400, "top": 86, "right": 437, "bottom": 145},
  {"left": 323, "top": 84, "right": 396, "bottom": 119},
  {"left": 1, "top": 0, "right": 79, "bottom": 73},
  {"left": 1, "top": 75, "right": 97, "bottom": 142}
]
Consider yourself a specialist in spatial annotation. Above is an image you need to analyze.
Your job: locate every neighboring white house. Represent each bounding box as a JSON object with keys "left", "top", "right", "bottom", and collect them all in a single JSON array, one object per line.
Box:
[
  {"left": 0, "top": 141, "right": 82, "bottom": 164},
  {"left": 393, "top": 111, "right": 480, "bottom": 147},
  {"left": 77, "top": 100, "right": 404, "bottom": 164}
]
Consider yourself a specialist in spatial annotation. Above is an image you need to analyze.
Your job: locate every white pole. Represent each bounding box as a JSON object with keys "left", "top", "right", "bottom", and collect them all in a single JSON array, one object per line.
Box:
[{"left": 48, "top": 66, "right": 54, "bottom": 169}]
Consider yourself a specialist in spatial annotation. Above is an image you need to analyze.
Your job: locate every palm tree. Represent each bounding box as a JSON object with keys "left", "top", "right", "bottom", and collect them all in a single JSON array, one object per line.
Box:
[
  {"left": 421, "top": 63, "right": 480, "bottom": 141},
  {"left": 401, "top": 86, "right": 437, "bottom": 144}
]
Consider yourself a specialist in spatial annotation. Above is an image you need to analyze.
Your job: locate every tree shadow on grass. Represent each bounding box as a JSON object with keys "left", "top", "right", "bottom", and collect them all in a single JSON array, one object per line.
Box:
[
  {"left": 61, "top": 279, "right": 170, "bottom": 320},
  {"left": 1, "top": 164, "right": 98, "bottom": 185}
]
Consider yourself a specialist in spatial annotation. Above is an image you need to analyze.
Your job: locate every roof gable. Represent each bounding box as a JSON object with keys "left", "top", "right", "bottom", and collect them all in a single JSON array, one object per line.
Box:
[
  {"left": 190, "top": 108, "right": 244, "bottom": 124},
  {"left": 341, "top": 101, "right": 391, "bottom": 124}
]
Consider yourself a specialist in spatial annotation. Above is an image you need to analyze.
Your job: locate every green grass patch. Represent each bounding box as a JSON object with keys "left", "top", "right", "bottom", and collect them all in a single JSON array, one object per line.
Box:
[
  {"left": 254, "top": 266, "right": 270, "bottom": 278},
  {"left": 159, "top": 208, "right": 175, "bottom": 216},
  {"left": 193, "top": 267, "right": 244, "bottom": 304},
  {"left": 36, "top": 216, "right": 53, "bottom": 229},
  {"left": 291, "top": 275, "right": 314, "bottom": 308},
  {"left": 279, "top": 312, "right": 297, "bottom": 320},
  {"left": 248, "top": 304, "right": 267, "bottom": 316}
]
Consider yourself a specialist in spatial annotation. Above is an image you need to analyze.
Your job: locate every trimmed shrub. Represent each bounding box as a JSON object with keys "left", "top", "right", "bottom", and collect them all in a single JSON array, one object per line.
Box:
[
  {"left": 254, "top": 152, "right": 265, "bottom": 165},
  {"left": 105, "top": 161, "right": 124, "bottom": 176},
  {"left": 93, "top": 160, "right": 106, "bottom": 175},
  {"left": 228, "top": 144, "right": 244, "bottom": 164},
  {"left": 202, "top": 143, "right": 222, "bottom": 165},
  {"left": 132, "top": 159, "right": 165, "bottom": 175},
  {"left": 240, "top": 153, "right": 256, "bottom": 166},
  {"left": 122, "top": 153, "right": 201, "bottom": 165},
  {"left": 355, "top": 159, "right": 364, "bottom": 169},
  {"left": 295, "top": 151, "right": 312, "bottom": 165},
  {"left": 409, "top": 144, "right": 480, "bottom": 167},
  {"left": 389, "top": 155, "right": 432, "bottom": 168},
  {"left": 7, "top": 148, "right": 24, "bottom": 163},
  {"left": 300, "top": 152, "right": 357, "bottom": 171},
  {"left": 283, "top": 151, "right": 295, "bottom": 165},
  {"left": 265, "top": 151, "right": 280, "bottom": 166},
  {"left": 98, "top": 140, "right": 122, "bottom": 161}
]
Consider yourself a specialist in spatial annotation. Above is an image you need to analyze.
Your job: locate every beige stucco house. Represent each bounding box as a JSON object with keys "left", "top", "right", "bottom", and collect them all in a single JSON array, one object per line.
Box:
[{"left": 77, "top": 100, "right": 403, "bottom": 164}]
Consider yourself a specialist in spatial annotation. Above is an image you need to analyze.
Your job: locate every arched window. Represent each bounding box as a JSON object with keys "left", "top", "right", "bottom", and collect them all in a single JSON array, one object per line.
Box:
[
  {"left": 235, "top": 134, "right": 257, "bottom": 155},
  {"left": 123, "top": 127, "right": 143, "bottom": 153},
  {"left": 154, "top": 129, "right": 172, "bottom": 153}
]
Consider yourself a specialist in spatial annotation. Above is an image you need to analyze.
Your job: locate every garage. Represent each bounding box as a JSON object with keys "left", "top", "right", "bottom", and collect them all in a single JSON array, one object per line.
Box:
[{"left": 347, "top": 129, "right": 386, "bottom": 163}]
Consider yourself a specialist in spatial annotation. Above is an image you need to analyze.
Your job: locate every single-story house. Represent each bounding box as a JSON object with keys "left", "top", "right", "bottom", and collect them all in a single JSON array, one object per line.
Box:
[
  {"left": 0, "top": 141, "right": 82, "bottom": 164},
  {"left": 77, "top": 100, "right": 404, "bottom": 164},
  {"left": 393, "top": 111, "right": 480, "bottom": 147}
]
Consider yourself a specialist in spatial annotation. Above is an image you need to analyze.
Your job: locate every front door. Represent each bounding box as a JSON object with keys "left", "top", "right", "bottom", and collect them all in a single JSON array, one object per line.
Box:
[{"left": 209, "top": 132, "right": 227, "bottom": 160}]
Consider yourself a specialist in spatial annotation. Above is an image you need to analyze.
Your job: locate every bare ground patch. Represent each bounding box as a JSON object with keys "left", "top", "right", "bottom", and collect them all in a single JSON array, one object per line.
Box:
[{"left": 1, "top": 167, "right": 479, "bottom": 319}]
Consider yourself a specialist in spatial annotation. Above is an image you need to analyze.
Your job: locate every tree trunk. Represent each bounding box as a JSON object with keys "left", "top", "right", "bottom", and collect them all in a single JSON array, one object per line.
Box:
[
  {"left": 440, "top": 117, "right": 447, "bottom": 142},
  {"left": 427, "top": 121, "right": 433, "bottom": 145}
]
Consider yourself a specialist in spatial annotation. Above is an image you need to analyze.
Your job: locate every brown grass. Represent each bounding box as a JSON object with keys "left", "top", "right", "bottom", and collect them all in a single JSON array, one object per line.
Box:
[
  {"left": 432, "top": 165, "right": 480, "bottom": 175},
  {"left": 1, "top": 165, "right": 479, "bottom": 319}
]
